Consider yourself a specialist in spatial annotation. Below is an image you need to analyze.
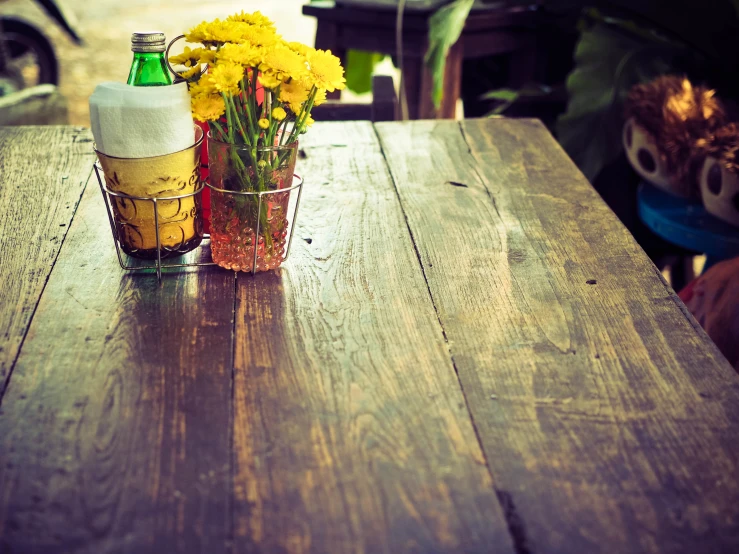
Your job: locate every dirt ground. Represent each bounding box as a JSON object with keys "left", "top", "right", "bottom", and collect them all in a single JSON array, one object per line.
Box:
[{"left": 1, "top": 0, "right": 317, "bottom": 125}]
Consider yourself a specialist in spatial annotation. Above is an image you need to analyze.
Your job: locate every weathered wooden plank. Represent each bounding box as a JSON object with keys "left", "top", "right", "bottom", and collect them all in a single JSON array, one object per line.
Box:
[
  {"left": 231, "top": 121, "right": 516, "bottom": 554},
  {"left": 0, "top": 126, "right": 93, "bottom": 395},
  {"left": 375, "top": 118, "right": 739, "bottom": 554},
  {"left": 0, "top": 170, "right": 235, "bottom": 552}
]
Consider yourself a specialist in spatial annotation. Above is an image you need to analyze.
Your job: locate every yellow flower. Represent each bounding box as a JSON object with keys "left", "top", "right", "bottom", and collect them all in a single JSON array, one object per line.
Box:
[
  {"left": 217, "top": 42, "right": 261, "bottom": 67},
  {"left": 198, "top": 49, "right": 216, "bottom": 64},
  {"left": 211, "top": 62, "right": 245, "bottom": 94},
  {"left": 189, "top": 74, "right": 218, "bottom": 97},
  {"left": 258, "top": 73, "right": 281, "bottom": 90},
  {"left": 260, "top": 44, "right": 308, "bottom": 82},
  {"left": 238, "top": 24, "right": 279, "bottom": 47},
  {"left": 184, "top": 21, "right": 209, "bottom": 44},
  {"left": 179, "top": 65, "right": 201, "bottom": 80},
  {"left": 279, "top": 78, "right": 310, "bottom": 112},
  {"left": 186, "top": 20, "right": 242, "bottom": 46},
  {"left": 227, "top": 10, "right": 276, "bottom": 31},
  {"left": 180, "top": 11, "right": 325, "bottom": 143},
  {"left": 170, "top": 46, "right": 213, "bottom": 68},
  {"left": 307, "top": 49, "right": 346, "bottom": 92},
  {"left": 191, "top": 94, "right": 225, "bottom": 122},
  {"left": 287, "top": 42, "right": 312, "bottom": 57},
  {"left": 169, "top": 46, "right": 203, "bottom": 66}
]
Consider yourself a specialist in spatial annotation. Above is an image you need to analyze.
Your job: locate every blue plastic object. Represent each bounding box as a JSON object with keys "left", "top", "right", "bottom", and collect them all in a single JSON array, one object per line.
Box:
[{"left": 637, "top": 182, "right": 739, "bottom": 266}]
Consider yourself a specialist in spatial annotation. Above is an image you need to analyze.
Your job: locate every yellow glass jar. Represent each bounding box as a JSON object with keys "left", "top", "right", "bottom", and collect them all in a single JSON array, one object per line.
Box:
[{"left": 95, "top": 125, "right": 204, "bottom": 259}]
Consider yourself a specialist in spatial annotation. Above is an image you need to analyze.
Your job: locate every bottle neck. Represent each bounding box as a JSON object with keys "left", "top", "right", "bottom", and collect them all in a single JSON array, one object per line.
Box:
[{"left": 127, "top": 51, "right": 172, "bottom": 86}]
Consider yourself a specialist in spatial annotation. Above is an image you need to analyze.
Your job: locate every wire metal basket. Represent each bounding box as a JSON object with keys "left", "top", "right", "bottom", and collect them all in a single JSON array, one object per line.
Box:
[{"left": 94, "top": 161, "right": 304, "bottom": 282}]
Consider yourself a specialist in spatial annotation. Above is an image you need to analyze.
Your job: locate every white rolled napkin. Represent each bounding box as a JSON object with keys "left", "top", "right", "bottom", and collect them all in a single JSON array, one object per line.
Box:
[{"left": 90, "top": 81, "right": 195, "bottom": 158}]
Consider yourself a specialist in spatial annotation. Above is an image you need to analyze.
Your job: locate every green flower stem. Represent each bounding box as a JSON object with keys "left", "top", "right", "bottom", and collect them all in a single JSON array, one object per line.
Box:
[
  {"left": 285, "top": 86, "right": 317, "bottom": 146},
  {"left": 273, "top": 86, "right": 318, "bottom": 169},
  {"left": 277, "top": 118, "right": 289, "bottom": 146},
  {"left": 222, "top": 144, "right": 274, "bottom": 254},
  {"left": 241, "top": 77, "right": 255, "bottom": 137},
  {"left": 228, "top": 95, "right": 248, "bottom": 144},
  {"left": 233, "top": 87, "right": 248, "bottom": 134},
  {"left": 250, "top": 69, "right": 259, "bottom": 127},
  {"left": 267, "top": 108, "right": 277, "bottom": 147},
  {"left": 210, "top": 120, "right": 227, "bottom": 141},
  {"left": 221, "top": 92, "right": 235, "bottom": 143},
  {"left": 268, "top": 88, "right": 281, "bottom": 148}
]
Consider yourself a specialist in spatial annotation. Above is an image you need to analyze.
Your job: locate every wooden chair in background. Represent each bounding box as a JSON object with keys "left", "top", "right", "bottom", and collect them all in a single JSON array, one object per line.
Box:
[{"left": 303, "top": 0, "right": 538, "bottom": 120}]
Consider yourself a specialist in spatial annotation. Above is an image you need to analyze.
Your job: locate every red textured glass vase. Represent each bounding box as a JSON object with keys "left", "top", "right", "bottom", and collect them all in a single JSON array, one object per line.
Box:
[{"left": 207, "top": 136, "right": 298, "bottom": 273}]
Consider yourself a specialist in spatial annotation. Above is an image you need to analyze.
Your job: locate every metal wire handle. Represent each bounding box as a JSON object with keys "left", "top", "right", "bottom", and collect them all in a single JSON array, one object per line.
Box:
[
  {"left": 165, "top": 34, "right": 208, "bottom": 82},
  {"left": 165, "top": 34, "right": 185, "bottom": 77}
]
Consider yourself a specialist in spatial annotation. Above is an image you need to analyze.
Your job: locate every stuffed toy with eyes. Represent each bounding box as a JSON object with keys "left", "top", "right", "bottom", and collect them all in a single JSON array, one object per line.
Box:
[
  {"left": 623, "top": 75, "right": 727, "bottom": 200},
  {"left": 697, "top": 122, "right": 739, "bottom": 226}
]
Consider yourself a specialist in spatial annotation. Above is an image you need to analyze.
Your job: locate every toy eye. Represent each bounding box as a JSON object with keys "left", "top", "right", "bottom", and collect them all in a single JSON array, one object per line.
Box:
[
  {"left": 625, "top": 122, "right": 633, "bottom": 148},
  {"left": 638, "top": 148, "right": 656, "bottom": 173},
  {"left": 707, "top": 163, "right": 722, "bottom": 195}
]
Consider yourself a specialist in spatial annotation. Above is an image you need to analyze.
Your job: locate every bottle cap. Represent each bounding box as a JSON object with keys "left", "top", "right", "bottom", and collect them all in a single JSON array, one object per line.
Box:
[{"left": 131, "top": 31, "right": 166, "bottom": 53}]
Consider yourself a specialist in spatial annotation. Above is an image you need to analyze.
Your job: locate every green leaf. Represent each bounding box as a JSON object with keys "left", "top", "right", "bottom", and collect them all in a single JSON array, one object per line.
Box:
[
  {"left": 479, "top": 89, "right": 519, "bottom": 102},
  {"left": 555, "top": 20, "right": 683, "bottom": 182},
  {"left": 344, "top": 50, "right": 386, "bottom": 94},
  {"left": 425, "top": 0, "right": 474, "bottom": 109},
  {"left": 479, "top": 84, "right": 552, "bottom": 102},
  {"left": 480, "top": 89, "right": 518, "bottom": 116}
]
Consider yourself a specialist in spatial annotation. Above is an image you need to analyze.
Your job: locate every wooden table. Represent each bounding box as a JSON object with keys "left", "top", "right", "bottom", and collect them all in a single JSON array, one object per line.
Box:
[
  {"left": 303, "top": 1, "right": 538, "bottom": 119},
  {"left": 1, "top": 120, "right": 739, "bottom": 553}
]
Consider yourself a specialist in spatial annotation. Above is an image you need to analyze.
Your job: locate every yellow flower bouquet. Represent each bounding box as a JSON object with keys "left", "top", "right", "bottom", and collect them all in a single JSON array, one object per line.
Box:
[{"left": 168, "top": 10, "right": 345, "bottom": 272}]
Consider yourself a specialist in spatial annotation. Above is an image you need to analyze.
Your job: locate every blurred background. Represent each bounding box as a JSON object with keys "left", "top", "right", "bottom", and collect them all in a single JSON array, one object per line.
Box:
[{"left": 0, "top": 0, "right": 321, "bottom": 125}]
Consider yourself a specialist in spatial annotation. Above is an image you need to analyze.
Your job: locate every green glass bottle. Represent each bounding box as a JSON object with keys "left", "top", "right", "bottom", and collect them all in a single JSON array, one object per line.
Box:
[{"left": 127, "top": 31, "right": 172, "bottom": 86}]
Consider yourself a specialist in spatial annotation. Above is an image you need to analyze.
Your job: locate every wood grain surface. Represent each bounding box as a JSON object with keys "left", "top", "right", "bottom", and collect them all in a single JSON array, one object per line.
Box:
[
  {"left": 0, "top": 126, "right": 93, "bottom": 396},
  {"left": 0, "top": 171, "right": 235, "bottom": 553},
  {"left": 231, "top": 122, "right": 515, "bottom": 554},
  {"left": 375, "top": 118, "right": 739, "bottom": 554},
  {"left": 3, "top": 119, "right": 739, "bottom": 554}
]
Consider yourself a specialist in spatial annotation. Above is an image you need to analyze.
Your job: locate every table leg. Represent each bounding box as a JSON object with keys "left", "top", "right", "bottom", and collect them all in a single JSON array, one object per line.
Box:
[
  {"left": 412, "top": 40, "right": 462, "bottom": 120},
  {"left": 440, "top": 40, "right": 463, "bottom": 119},
  {"left": 401, "top": 52, "right": 422, "bottom": 120}
]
